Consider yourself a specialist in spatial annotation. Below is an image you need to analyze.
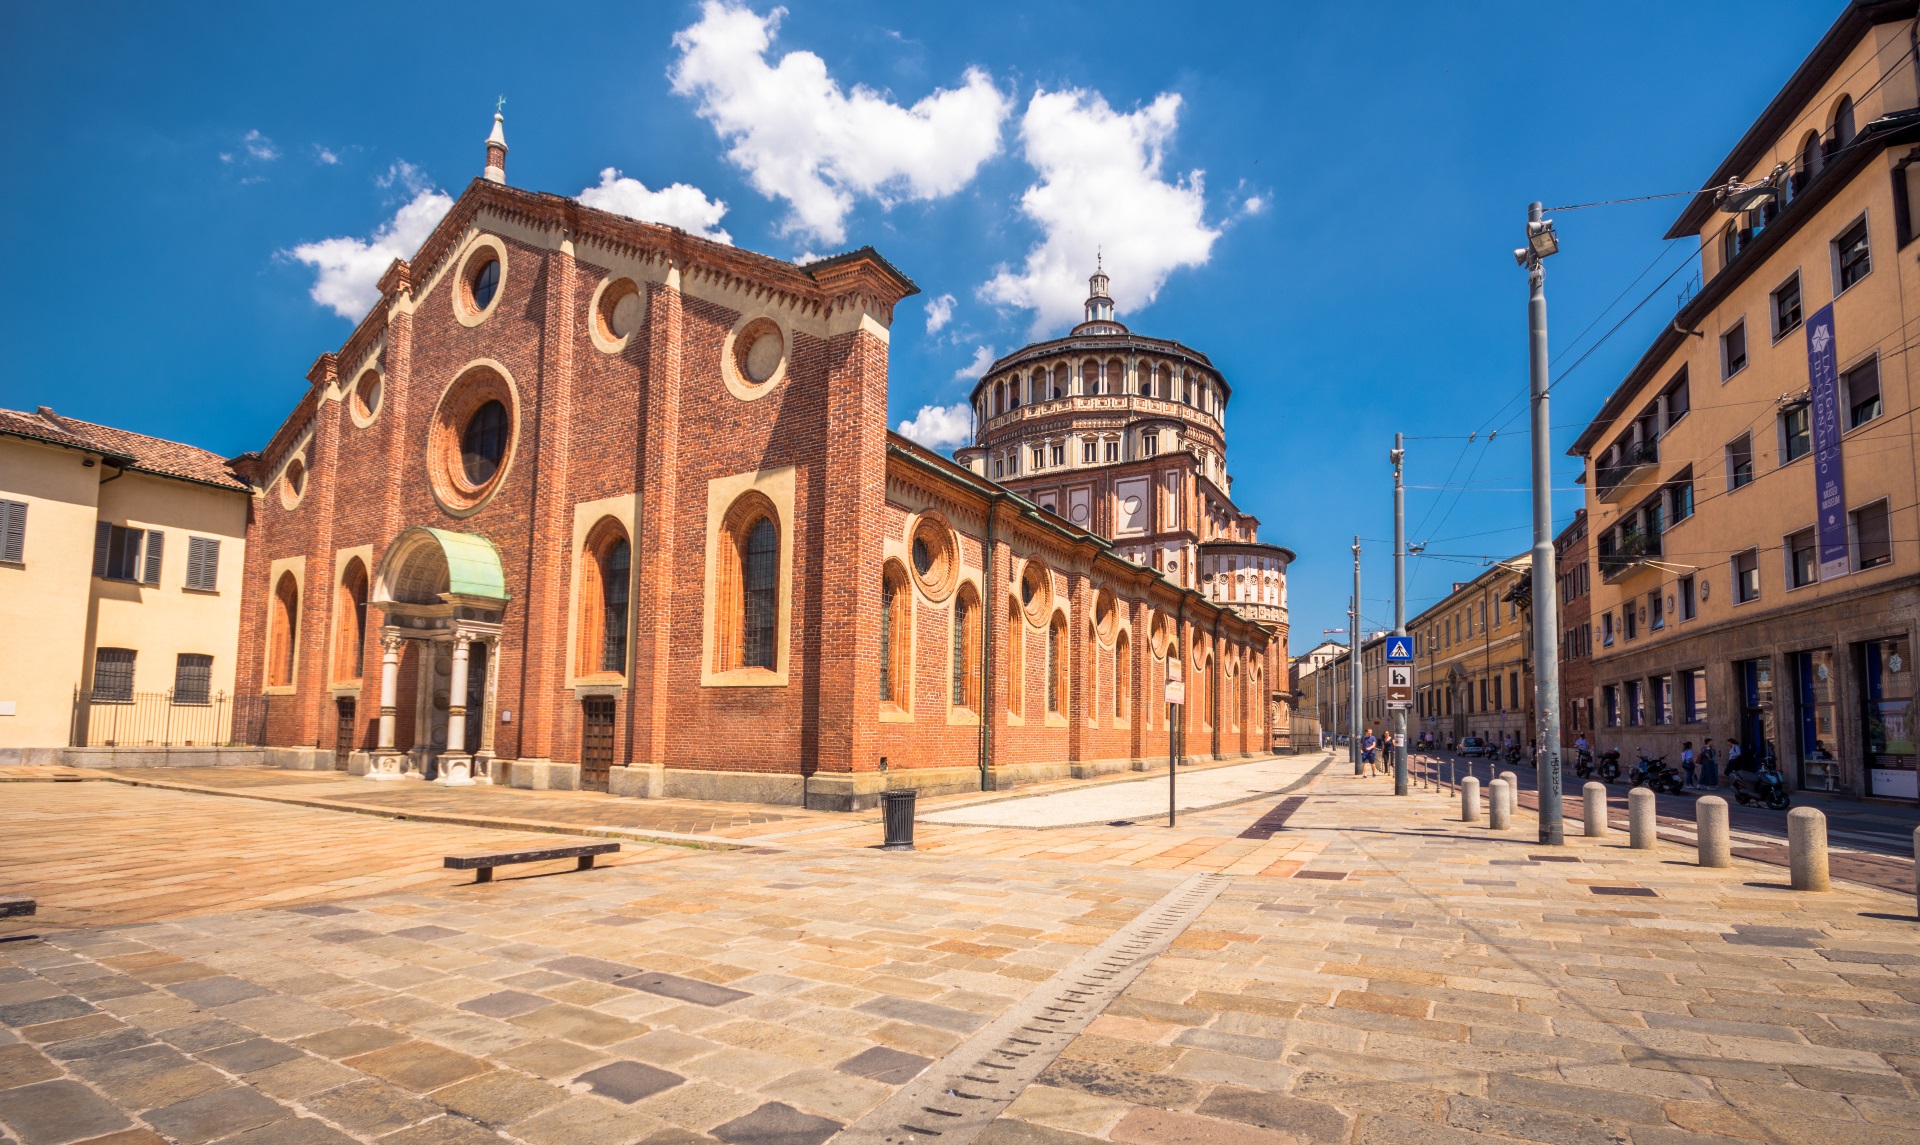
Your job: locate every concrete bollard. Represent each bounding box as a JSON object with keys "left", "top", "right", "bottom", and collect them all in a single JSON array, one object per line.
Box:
[
  {"left": 1498, "top": 770, "right": 1519, "bottom": 819},
  {"left": 1788, "top": 806, "right": 1830, "bottom": 891},
  {"left": 1695, "top": 796, "right": 1731, "bottom": 868},
  {"left": 1583, "top": 782, "right": 1609, "bottom": 837},
  {"left": 1628, "top": 788, "right": 1657, "bottom": 850},
  {"left": 1461, "top": 775, "right": 1480, "bottom": 823},
  {"left": 1489, "top": 779, "right": 1511, "bottom": 830}
]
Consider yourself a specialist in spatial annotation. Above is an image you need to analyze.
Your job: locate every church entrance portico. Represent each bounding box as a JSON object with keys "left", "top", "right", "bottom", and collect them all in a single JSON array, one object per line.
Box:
[{"left": 360, "top": 528, "right": 509, "bottom": 785}]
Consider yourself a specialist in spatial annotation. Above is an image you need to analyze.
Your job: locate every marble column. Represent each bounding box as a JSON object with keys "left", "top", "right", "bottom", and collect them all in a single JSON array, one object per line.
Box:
[
  {"left": 368, "top": 633, "right": 406, "bottom": 780},
  {"left": 439, "top": 635, "right": 475, "bottom": 786}
]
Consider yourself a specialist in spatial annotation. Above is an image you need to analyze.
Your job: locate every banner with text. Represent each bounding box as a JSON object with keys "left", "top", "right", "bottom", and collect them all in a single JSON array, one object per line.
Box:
[{"left": 1806, "top": 303, "right": 1850, "bottom": 580}]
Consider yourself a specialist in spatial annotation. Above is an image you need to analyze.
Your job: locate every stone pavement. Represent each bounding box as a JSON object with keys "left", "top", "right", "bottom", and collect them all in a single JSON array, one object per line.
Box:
[
  {"left": 4, "top": 753, "right": 1919, "bottom": 1145},
  {"left": 920, "top": 755, "right": 1327, "bottom": 829}
]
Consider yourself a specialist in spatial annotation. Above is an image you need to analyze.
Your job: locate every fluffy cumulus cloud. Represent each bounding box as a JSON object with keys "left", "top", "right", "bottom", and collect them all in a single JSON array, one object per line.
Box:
[
  {"left": 670, "top": 2, "right": 1011, "bottom": 244},
  {"left": 896, "top": 402, "right": 974, "bottom": 451},
  {"left": 924, "top": 292, "right": 955, "bottom": 334},
  {"left": 578, "top": 168, "right": 733, "bottom": 243},
  {"left": 981, "top": 89, "right": 1220, "bottom": 334},
  {"left": 288, "top": 182, "right": 453, "bottom": 320},
  {"left": 952, "top": 343, "right": 995, "bottom": 383}
]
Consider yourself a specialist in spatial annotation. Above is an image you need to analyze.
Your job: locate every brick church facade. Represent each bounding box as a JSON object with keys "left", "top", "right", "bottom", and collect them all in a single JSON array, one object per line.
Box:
[{"left": 235, "top": 115, "right": 1286, "bottom": 808}]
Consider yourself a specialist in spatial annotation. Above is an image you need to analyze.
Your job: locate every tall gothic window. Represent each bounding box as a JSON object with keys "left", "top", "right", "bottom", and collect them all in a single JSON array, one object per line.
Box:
[
  {"left": 880, "top": 562, "right": 910, "bottom": 709},
  {"left": 716, "top": 495, "right": 780, "bottom": 672},
  {"left": 951, "top": 588, "right": 979, "bottom": 710},
  {"left": 269, "top": 572, "right": 299, "bottom": 687},
  {"left": 578, "top": 520, "right": 631, "bottom": 676},
  {"left": 335, "top": 558, "right": 369, "bottom": 681}
]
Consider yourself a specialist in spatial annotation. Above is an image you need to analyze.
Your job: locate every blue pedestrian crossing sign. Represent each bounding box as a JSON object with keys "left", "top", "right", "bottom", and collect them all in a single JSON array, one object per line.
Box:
[{"left": 1384, "top": 635, "right": 1414, "bottom": 663}]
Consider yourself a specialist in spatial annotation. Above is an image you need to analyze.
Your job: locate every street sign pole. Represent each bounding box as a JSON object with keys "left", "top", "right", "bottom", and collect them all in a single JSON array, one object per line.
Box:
[
  {"left": 1166, "top": 660, "right": 1184, "bottom": 827},
  {"left": 1521, "top": 201, "right": 1565, "bottom": 845},
  {"left": 1392, "top": 434, "right": 1409, "bottom": 796},
  {"left": 1351, "top": 537, "right": 1362, "bottom": 776}
]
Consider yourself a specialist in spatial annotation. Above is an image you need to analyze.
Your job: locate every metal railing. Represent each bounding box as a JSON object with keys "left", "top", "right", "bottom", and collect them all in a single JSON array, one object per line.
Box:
[{"left": 70, "top": 689, "right": 238, "bottom": 747}]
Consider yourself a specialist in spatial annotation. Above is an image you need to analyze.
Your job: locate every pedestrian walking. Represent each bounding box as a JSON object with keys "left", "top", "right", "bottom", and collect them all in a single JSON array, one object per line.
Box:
[
  {"left": 1699, "top": 741, "right": 1718, "bottom": 788},
  {"left": 1681, "top": 741, "right": 1696, "bottom": 788},
  {"left": 1724, "top": 739, "right": 1742, "bottom": 780}
]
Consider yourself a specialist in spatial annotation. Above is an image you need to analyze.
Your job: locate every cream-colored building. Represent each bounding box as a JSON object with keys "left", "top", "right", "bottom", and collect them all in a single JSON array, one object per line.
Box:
[
  {"left": 1407, "top": 556, "right": 1535, "bottom": 749},
  {"left": 0, "top": 407, "right": 250, "bottom": 753},
  {"left": 1569, "top": 1, "right": 1920, "bottom": 799}
]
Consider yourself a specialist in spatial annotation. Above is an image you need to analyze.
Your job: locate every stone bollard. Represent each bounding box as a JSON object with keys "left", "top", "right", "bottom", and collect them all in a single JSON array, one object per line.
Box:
[
  {"left": 1489, "top": 779, "right": 1511, "bottom": 831},
  {"left": 1788, "top": 806, "right": 1830, "bottom": 891},
  {"left": 1695, "top": 796, "right": 1731, "bottom": 868},
  {"left": 1498, "top": 770, "right": 1519, "bottom": 819},
  {"left": 1583, "top": 782, "right": 1609, "bottom": 837},
  {"left": 1628, "top": 788, "right": 1657, "bottom": 850},
  {"left": 1461, "top": 775, "right": 1481, "bottom": 823}
]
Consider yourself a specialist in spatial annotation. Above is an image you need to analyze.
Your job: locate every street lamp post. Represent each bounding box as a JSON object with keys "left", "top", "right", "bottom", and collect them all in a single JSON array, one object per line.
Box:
[
  {"left": 1351, "top": 537, "right": 1363, "bottom": 776},
  {"left": 1516, "top": 202, "right": 1565, "bottom": 845},
  {"left": 1391, "top": 435, "right": 1408, "bottom": 796}
]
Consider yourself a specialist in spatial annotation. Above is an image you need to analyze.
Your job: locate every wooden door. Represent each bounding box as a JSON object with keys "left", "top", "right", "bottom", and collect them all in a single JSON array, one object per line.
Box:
[
  {"left": 581, "top": 697, "right": 615, "bottom": 792},
  {"left": 334, "top": 697, "right": 356, "bottom": 770}
]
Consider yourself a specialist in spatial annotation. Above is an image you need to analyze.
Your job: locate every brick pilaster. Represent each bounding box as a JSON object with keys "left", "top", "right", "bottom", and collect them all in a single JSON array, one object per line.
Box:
[
  {"left": 302, "top": 354, "right": 340, "bottom": 749},
  {"left": 517, "top": 233, "right": 577, "bottom": 762},
  {"left": 630, "top": 268, "right": 682, "bottom": 769},
  {"left": 816, "top": 317, "right": 890, "bottom": 775}
]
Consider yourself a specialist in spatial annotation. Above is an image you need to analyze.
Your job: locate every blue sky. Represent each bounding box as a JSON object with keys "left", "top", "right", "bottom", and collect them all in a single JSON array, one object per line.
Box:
[{"left": 0, "top": 1, "right": 1846, "bottom": 652}]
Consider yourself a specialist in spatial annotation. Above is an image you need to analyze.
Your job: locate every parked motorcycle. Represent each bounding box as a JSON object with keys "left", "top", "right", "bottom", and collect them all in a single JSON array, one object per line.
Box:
[
  {"left": 1596, "top": 748, "right": 1621, "bottom": 783},
  {"left": 1731, "top": 764, "right": 1792, "bottom": 810},
  {"left": 1628, "top": 752, "right": 1685, "bottom": 795}
]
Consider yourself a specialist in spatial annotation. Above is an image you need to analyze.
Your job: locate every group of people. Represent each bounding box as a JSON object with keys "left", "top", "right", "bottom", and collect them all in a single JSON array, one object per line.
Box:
[{"left": 1574, "top": 733, "right": 1752, "bottom": 789}]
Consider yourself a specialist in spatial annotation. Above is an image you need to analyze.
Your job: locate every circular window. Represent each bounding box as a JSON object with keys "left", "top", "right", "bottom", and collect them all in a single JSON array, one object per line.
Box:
[
  {"left": 593, "top": 277, "right": 645, "bottom": 351},
  {"left": 1019, "top": 561, "right": 1052, "bottom": 627},
  {"left": 280, "top": 456, "right": 306, "bottom": 509},
  {"left": 470, "top": 258, "right": 500, "bottom": 311},
  {"left": 461, "top": 400, "right": 507, "bottom": 484},
  {"left": 723, "top": 315, "right": 789, "bottom": 399},
  {"left": 428, "top": 364, "right": 518, "bottom": 516},
  {"left": 1149, "top": 614, "right": 1168, "bottom": 659},
  {"left": 908, "top": 516, "right": 957, "bottom": 601},
  {"left": 352, "top": 369, "right": 383, "bottom": 425},
  {"left": 1094, "top": 587, "right": 1118, "bottom": 642}
]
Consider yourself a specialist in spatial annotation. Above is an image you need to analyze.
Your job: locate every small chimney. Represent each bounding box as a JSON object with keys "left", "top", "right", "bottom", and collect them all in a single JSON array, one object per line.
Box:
[{"left": 484, "top": 109, "right": 508, "bottom": 185}]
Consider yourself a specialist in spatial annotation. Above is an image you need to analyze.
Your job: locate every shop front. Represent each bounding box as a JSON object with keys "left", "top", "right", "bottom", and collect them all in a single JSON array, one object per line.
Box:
[{"left": 1860, "top": 636, "right": 1915, "bottom": 800}]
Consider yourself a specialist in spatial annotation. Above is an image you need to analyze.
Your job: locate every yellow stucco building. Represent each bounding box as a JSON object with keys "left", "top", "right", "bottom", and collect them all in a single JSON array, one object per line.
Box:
[
  {"left": 0, "top": 407, "right": 249, "bottom": 757},
  {"left": 1570, "top": 2, "right": 1920, "bottom": 800}
]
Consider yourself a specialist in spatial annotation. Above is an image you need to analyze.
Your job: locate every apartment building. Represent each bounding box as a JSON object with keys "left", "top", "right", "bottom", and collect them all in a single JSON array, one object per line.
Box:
[
  {"left": 1556, "top": 509, "right": 1596, "bottom": 744},
  {"left": 1570, "top": 1, "right": 1920, "bottom": 799},
  {"left": 1408, "top": 556, "right": 1536, "bottom": 749}
]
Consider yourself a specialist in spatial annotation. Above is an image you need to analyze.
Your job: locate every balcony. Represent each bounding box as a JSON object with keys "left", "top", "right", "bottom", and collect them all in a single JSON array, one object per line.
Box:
[
  {"left": 1599, "top": 531, "right": 1661, "bottom": 583},
  {"left": 1595, "top": 438, "right": 1658, "bottom": 502}
]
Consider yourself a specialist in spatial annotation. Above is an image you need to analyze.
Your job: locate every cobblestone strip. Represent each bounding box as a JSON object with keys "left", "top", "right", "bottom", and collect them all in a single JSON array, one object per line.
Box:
[{"left": 835, "top": 872, "right": 1233, "bottom": 1145}]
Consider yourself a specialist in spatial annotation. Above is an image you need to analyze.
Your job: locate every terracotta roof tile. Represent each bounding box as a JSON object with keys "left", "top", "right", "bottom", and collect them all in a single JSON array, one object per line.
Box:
[{"left": 0, "top": 406, "right": 249, "bottom": 492}]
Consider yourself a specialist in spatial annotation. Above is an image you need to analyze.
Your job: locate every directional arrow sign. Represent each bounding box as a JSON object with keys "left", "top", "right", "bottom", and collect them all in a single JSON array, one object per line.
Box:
[
  {"left": 1384, "top": 635, "right": 1414, "bottom": 663},
  {"left": 1386, "top": 664, "right": 1412, "bottom": 704}
]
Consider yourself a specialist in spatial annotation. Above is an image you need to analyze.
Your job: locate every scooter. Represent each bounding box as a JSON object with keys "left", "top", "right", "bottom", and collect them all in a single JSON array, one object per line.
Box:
[
  {"left": 1596, "top": 748, "right": 1622, "bottom": 783},
  {"left": 1731, "top": 764, "right": 1792, "bottom": 810},
  {"left": 1503, "top": 744, "right": 1523, "bottom": 765},
  {"left": 1573, "top": 748, "right": 1595, "bottom": 779},
  {"left": 1629, "top": 752, "right": 1685, "bottom": 795}
]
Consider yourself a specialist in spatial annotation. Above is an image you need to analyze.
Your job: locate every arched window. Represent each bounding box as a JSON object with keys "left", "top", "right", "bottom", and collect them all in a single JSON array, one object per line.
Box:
[
  {"left": 1107, "top": 358, "right": 1124, "bottom": 395},
  {"left": 1794, "top": 130, "right": 1822, "bottom": 198},
  {"left": 1048, "top": 614, "right": 1067, "bottom": 714},
  {"left": 1199, "top": 653, "right": 1215, "bottom": 729},
  {"left": 716, "top": 495, "right": 780, "bottom": 672},
  {"left": 1833, "top": 95, "right": 1856, "bottom": 148},
  {"left": 880, "top": 562, "right": 911, "bottom": 709},
  {"left": 577, "top": 520, "right": 631, "bottom": 676},
  {"left": 335, "top": 558, "right": 368, "bottom": 681},
  {"left": 951, "top": 587, "right": 979, "bottom": 710},
  {"left": 269, "top": 571, "right": 299, "bottom": 688},
  {"left": 1114, "top": 630, "right": 1131, "bottom": 718},
  {"left": 1081, "top": 358, "right": 1099, "bottom": 395},
  {"left": 1051, "top": 363, "right": 1067, "bottom": 399},
  {"left": 1007, "top": 600, "right": 1024, "bottom": 717},
  {"left": 995, "top": 380, "right": 1006, "bottom": 415},
  {"left": 1138, "top": 366, "right": 1152, "bottom": 396}
]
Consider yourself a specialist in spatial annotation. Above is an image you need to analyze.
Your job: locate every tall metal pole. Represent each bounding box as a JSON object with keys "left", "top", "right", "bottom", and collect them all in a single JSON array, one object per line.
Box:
[
  {"left": 1392, "top": 434, "right": 1408, "bottom": 796},
  {"left": 1525, "top": 202, "right": 1565, "bottom": 845},
  {"left": 1351, "top": 536, "right": 1363, "bottom": 776}
]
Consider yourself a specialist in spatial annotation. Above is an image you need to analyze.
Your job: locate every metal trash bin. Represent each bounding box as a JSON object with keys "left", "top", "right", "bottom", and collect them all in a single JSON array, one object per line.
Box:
[{"left": 881, "top": 788, "right": 917, "bottom": 851}]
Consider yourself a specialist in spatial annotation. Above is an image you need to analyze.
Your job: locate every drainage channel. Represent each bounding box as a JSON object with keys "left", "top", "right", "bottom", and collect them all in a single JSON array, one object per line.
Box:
[{"left": 833, "top": 871, "right": 1233, "bottom": 1145}]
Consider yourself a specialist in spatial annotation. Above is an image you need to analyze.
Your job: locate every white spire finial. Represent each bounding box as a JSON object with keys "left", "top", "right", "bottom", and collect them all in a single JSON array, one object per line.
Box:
[{"left": 484, "top": 101, "right": 509, "bottom": 184}]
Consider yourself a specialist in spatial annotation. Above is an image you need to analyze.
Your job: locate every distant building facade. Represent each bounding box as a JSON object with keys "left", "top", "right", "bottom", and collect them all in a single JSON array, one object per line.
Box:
[
  {"left": 1570, "top": 2, "right": 1920, "bottom": 799},
  {"left": 1407, "top": 558, "right": 1535, "bottom": 748},
  {"left": 1555, "top": 509, "right": 1594, "bottom": 746}
]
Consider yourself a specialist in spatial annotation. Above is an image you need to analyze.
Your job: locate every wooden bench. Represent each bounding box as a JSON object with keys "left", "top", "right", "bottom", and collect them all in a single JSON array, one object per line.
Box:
[
  {"left": 444, "top": 842, "right": 620, "bottom": 883},
  {"left": 0, "top": 894, "right": 37, "bottom": 919}
]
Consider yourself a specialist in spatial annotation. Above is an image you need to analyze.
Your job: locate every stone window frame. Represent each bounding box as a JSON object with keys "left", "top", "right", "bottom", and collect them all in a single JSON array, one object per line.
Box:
[
  {"left": 350, "top": 367, "right": 384, "bottom": 428},
  {"left": 1113, "top": 627, "right": 1132, "bottom": 728},
  {"left": 576, "top": 517, "right": 634, "bottom": 680},
  {"left": 263, "top": 557, "right": 304, "bottom": 694},
  {"left": 334, "top": 555, "right": 370, "bottom": 685},
  {"left": 589, "top": 276, "right": 646, "bottom": 355},
  {"left": 721, "top": 313, "right": 792, "bottom": 402},
  {"left": 702, "top": 468, "right": 796, "bottom": 687},
  {"left": 949, "top": 581, "right": 982, "bottom": 723},
  {"left": 880, "top": 559, "right": 914, "bottom": 720},
  {"left": 1046, "top": 609, "right": 1069, "bottom": 722},
  {"left": 451, "top": 235, "right": 509, "bottom": 328}
]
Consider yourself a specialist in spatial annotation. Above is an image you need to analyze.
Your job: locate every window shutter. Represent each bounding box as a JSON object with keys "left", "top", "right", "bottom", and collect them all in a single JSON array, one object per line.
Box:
[
  {"left": 186, "top": 536, "right": 219, "bottom": 591},
  {"left": 0, "top": 499, "right": 23, "bottom": 563},
  {"left": 93, "top": 521, "right": 111, "bottom": 578},
  {"left": 143, "top": 530, "right": 164, "bottom": 586}
]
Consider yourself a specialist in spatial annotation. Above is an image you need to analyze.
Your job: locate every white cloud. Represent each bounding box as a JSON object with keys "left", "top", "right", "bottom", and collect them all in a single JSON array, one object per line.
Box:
[
  {"left": 314, "top": 145, "right": 340, "bottom": 165},
  {"left": 1242, "top": 194, "right": 1265, "bottom": 215},
  {"left": 896, "top": 402, "right": 974, "bottom": 450},
  {"left": 243, "top": 129, "right": 278, "bottom": 161},
  {"left": 669, "top": 1, "right": 1010, "bottom": 244},
  {"left": 288, "top": 186, "right": 454, "bottom": 320},
  {"left": 577, "top": 168, "right": 732, "bottom": 243},
  {"left": 981, "top": 89, "right": 1220, "bottom": 335},
  {"left": 377, "top": 160, "right": 431, "bottom": 195},
  {"left": 925, "top": 293, "right": 955, "bottom": 334},
  {"left": 953, "top": 344, "right": 995, "bottom": 383}
]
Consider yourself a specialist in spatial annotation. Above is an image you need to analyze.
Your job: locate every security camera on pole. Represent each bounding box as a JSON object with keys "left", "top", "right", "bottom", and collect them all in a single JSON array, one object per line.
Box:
[{"left": 1515, "top": 203, "right": 1565, "bottom": 845}]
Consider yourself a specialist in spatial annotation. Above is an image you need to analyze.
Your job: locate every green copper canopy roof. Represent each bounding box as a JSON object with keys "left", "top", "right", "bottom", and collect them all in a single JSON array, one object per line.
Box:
[{"left": 424, "top": 528, "right": 509, "bottom": 600}]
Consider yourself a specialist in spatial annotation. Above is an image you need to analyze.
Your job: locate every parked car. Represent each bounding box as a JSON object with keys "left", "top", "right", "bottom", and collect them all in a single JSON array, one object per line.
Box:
[{"left": 1458, "top": 736, "right": 1494, "bottom": 757}]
